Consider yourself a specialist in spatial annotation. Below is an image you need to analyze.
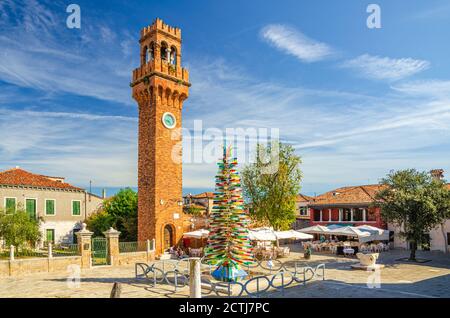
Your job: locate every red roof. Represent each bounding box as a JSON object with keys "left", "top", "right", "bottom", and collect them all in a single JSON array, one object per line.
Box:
[
  {"left": 0, "top": 168, "right": 83, "bottom": 191},
  {"left": 310, "top": 184, "right": 384, "bottom": 206},
  {"left": 192, "top": 192, "right": 214, "bottom": 199},
  {"left": 297, "top": 193, "right": 313, "bottom": 203}
]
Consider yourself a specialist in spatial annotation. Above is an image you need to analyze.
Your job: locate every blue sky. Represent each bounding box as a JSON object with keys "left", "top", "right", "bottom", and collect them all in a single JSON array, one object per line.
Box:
[{"left": 1, "top": 0, "right": 450, "bottom": 196}]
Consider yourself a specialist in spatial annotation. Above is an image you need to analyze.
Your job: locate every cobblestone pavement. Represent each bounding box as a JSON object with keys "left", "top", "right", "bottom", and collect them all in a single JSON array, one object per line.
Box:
[{"left": 0, "top": 248, "right": 449, "bottom": 298}]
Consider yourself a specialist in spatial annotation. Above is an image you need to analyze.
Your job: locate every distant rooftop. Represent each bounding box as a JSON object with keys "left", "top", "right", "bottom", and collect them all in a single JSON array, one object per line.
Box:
[{"left": 0, "top": 167, "right": 83, "bottom": 191}]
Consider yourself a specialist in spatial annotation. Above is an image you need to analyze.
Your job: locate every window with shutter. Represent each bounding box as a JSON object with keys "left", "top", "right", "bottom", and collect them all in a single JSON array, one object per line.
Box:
[
  {"left": 45, "top": 200, "right": 55, "bottom": 215},
  {"left": 26, "top": 199, "right": 36, "bottom": 219},
  {"left": 72, "top": 201, "right": 81, "bottom": 216},
  {"left": 5, "top": 198, "right": 16, "bottom": 214},
  {"left": 46, "top": 229, "right": 55, "bottom": 243}
]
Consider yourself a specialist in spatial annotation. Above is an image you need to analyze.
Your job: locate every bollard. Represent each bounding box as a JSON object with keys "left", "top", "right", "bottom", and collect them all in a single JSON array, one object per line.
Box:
[
  {"left": 189, "top": 257, "right": 201, "bottom": 298},
  {"left": 48, "top": 242, "right": 53, "bottom": 259},
  {"left": 10, "top": 245, "right": 14, "bottom": 261}
]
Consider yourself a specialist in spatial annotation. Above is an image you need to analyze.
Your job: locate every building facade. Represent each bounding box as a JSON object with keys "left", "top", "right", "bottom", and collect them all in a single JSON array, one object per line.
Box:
[
  {"left": 294, "top": 193, "right": 313, "bottom": 229},
  {"left": 183, "top": 192, "right": 214, "bottom": 230},
  {"left": 0, "top": 168, "right": 103, "bottom": 245},
  {"left": 132, "top": 18, "right": 192, "bottom": 254},
  {"left": 308, "top": 179, "right": 450, "bottom": 252},
  {"left": 308, "top": 185, "right": 386, "bottom": 229}
]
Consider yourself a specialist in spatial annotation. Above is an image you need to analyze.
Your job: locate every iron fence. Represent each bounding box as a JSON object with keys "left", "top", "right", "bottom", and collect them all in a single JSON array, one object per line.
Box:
[
  {"left": 53, "top": 244, "right": 79, "bottom": 257},
  {"left": 0, "top": 249, "right": 9, "bottom": 260},
  {"left": 135, "top": 258, "right": 326, "bottom": 297},
  {"left": 14, "top": 249, "right": 47, "bottom": 258},
  {"left": 119, "top": 241, "right": 148, "bottom": 253}
]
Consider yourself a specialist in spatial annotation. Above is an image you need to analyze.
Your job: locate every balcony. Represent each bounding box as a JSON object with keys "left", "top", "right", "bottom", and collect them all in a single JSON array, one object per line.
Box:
[{"left": 132, "top": 59, "right": 189, "bottom": 85}]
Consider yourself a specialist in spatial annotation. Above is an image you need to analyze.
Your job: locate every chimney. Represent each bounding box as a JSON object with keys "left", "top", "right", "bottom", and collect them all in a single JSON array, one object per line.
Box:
[
  {"left": 102, "top": 189, "right": 107, "bottom": 199},
  {"left": 430, "top": 169, "right": 444, "bottom": 181}
]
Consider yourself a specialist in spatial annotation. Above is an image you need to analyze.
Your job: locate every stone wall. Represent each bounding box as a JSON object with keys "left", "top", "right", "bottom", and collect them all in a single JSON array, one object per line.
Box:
[
  {"left": 0, "top": 256, "right": 81, "bottom": 277},
  {"left": 116, "top": 251, "right": 155, "bottom": 266}
]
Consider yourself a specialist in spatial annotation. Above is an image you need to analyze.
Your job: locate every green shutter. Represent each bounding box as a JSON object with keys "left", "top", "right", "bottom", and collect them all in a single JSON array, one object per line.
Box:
[
  {"left": 26, "top": 199, "right": 36, "bottom": 219},
  {"left": 46, "top": 229, "right": 54, "bottom": 243},
  {"left": 72, "top": 201, "right": 81, "bottom": 215},
  {"left": 46, "top": 200, "right": 55, "bottom": 215},
  {"left": 5, "top": 198, "right": 16, "bottom": 214}
]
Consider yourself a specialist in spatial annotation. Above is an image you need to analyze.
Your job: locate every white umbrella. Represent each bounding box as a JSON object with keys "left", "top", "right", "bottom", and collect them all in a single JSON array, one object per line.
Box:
[
  {"left": 183, "top": 229, "right": 209, "bottom": 239},
  {"left": 275, "top": 230, "right": 313, "bottom": 240},
  {"left": 297, "top": 225, "right": 330, "bottom": 235},
  {"left": 327, "top": 226, "right": 370, "bottom": 238},
  {"left": 248, "top": 228, "right": 277, "bottom": 241},
  {"left": 355, "top": 225, "right": 389, "bottom": 242}
]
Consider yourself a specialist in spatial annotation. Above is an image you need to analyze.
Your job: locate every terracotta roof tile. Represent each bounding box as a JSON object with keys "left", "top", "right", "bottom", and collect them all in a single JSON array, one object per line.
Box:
[
  {"left": 192, "top": 192, "right": 214, "bottom": 199},
  {"left": 297, "top": 193, "right": 313, "bottom": 203},
  {"left": 0, "top": 168, "right": 83, "bottom": 191},
  {"left": 310, "top": 184, "right": 385, "bottom": 206}
]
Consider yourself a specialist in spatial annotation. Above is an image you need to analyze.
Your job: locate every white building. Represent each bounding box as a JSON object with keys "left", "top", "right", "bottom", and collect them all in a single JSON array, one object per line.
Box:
[{"left": 0, "top": 167, "right": 104, "bottom": 245}]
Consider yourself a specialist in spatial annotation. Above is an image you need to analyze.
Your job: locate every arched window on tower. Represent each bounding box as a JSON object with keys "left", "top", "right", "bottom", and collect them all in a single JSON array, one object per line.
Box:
[
  {"left": 169, "top": 46, "right": 177, "bottom": 65},
  {"left": 143, "top": 46, "right": 148, "bottom": 64},
  {"left": 161, "top": 42, "right": 168, "bottom": 61},
  {"left": 149, "top": 42, "right": 155, "bottom": 61}
]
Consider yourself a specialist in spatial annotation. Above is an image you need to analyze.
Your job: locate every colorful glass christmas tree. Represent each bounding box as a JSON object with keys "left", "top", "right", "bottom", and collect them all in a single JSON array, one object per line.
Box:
[{"left": 203, "top": 145, "right": 254, "bottom": 282}]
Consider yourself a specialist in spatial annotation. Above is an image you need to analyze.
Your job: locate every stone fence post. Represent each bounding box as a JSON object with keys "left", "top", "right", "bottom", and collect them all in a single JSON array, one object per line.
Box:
[
  {"left": 189, "top": 257, "right": 202, "bottom": 298},
  {"left": 48, "top": 242, "right": 53, "bottom": 259},
  {"left": 9, "top": 245, "right": 14, "bottom": 261},
  {"left": 76, "top": 223, "right": 94, "bottom": 269},
  {"left": 103, "top": 227, "right": 120, "bottom": 266}
]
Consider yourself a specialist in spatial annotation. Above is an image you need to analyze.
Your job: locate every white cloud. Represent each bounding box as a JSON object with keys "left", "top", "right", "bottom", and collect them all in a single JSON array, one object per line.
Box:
[
  {"left": 341, "top": 54, "right": 430, "bottom": 81},
  {"left": 0, "top": 109, "right": 138, "bottom": 187},
  {"left": 186, "top": 57, "right": 450, "bottom": 194},
  {"left": 260, "top": 24, "right": 334, "bottom": 62},
  {"left": 391, "top": 79, "right": 450, "bottom": 98},
  {"left": 0, "top": 0, "right": 136, "bottom": 105}
]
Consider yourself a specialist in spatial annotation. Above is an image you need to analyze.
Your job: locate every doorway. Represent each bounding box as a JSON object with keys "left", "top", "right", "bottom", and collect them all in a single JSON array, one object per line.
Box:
[{"left": 163, "top": 224, "right": 174, "bottom": 251}]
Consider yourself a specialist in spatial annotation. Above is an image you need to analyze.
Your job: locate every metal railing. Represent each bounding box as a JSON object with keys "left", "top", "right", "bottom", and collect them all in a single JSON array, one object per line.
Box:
[
  {"left": 53, "top": 244, "right": 79, "bottom": 257},
  {"left": 1, "top": 243, "right": 80, "bottom": 260},
  {"left": 135, "top": 258, "right": 326, "bottom": 297},
  {"left": 119, "top": 239, "right": 155, "bottom": 253}
]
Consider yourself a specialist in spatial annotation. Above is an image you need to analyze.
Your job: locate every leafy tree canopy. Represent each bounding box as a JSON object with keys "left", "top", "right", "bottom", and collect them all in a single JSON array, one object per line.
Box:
[
  {"left": 375, "top": 169, "right": 450, "bottom": 260},
  {"left": 86, "top": 188, "right": 137, "bottom": 241},
  {"left": 242, "top": 141, "right": 302, "bottom": 230},
  {"left": 0, "top": 209, "right": 42, "bottom": 248}
]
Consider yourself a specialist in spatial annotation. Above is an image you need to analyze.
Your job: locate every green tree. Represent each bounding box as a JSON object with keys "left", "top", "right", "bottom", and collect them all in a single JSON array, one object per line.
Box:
[
  {"left": 375, "top": 169, "right": 450, "bottom": 261},
  {"left": 0, "top": 209, "right": 42, "bottom": 248},
  {"left": 86, "top": 188, "right": 138, "bottom": 241},
  {"left": 242, "top": 141, "right": 302, "bottom": 230},
  {"left": 184, "top": 205, "right": 204, "bottom": 216}
]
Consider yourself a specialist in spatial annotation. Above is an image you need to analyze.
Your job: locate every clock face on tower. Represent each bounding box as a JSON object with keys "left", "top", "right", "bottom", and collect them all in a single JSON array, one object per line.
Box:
[{"left": 162, "top": 112, "right": 176, "bottom": 129}]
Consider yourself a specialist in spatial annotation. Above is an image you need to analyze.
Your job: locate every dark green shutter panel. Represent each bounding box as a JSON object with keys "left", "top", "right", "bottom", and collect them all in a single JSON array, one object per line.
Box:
[
  {"left": 5, "top": 198, "right": 16, "bottom": 214},
  {"left": 46, "top": 200, "right": 55, "bottom": 215},
  {"left": 73, "top": 201, "right": 81, "bottom": 215},
  {"left": 46, "top": 229, "right": 54, "bottom": 243},
  {"left": 26, "top": 199, "right": 36, "bottom": 219}
]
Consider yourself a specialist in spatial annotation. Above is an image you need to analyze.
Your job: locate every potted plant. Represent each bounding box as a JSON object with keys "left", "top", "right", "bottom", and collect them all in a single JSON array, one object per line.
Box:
[{"left": 304, "top": 246, "right": 312, "bottom": 259}]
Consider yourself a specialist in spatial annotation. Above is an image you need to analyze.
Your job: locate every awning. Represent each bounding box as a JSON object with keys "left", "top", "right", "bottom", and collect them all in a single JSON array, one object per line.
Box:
[
  {"left": 297, "top": 225, "right": 331, "bottom": 234},
  {"left": 248, "top": 228, "right": 313, "bottom": 241},
  {"left": 183, "top": 229, "right": 209, "bottom": 239},
  {"left": 327, "top": 226, "right": 370, "bottom": 238},
  {"left": 354, "top": 225, "right": 389, "bottom": 242},
  {"left": 275, "top": 230, "right": 313, "bottom": 240},
  {"left": 248, "top": 228, "right": 277, "bottom": 241}
]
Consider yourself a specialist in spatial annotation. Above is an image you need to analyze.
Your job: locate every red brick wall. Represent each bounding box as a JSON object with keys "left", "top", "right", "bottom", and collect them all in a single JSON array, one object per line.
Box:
[{"left": 309, "top": 206, "right": 386, "bottom": 229}]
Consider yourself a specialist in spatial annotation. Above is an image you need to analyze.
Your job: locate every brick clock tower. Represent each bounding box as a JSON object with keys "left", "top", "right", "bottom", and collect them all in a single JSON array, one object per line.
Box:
[{"left": 131, "top": 18, "right": 190, "bottom": 254}]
